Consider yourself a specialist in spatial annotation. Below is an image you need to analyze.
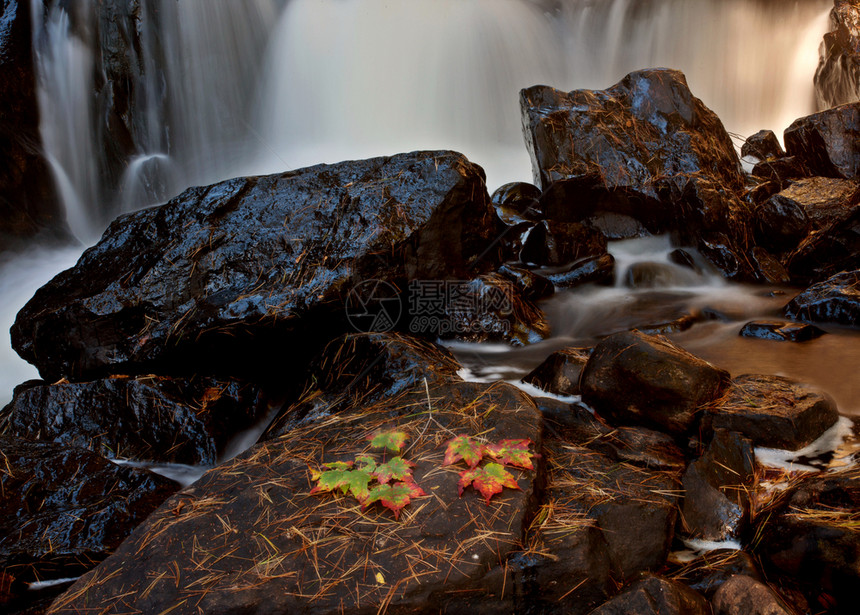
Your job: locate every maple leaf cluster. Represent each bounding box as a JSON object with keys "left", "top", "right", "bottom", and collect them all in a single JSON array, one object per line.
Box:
[
  {"left": 444, "top": 435, "right": 534, "bottom": 504},
  {"left": 310, "top": 430, "right": 425, "bottom": 519}
]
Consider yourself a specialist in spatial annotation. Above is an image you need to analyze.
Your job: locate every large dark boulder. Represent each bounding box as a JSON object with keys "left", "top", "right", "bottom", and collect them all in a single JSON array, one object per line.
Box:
[
  {"left": 0, "top": 437, "right": 177, "bottom": 588},
  {"left": 755, "top": 467, "right": 860, "bottom": 612},
  {"left": 11, "top": 151, "right": 498, "bottom": 383},
  {"left": 47, "top": 342, "right": 548, "bottom": 614},
  {"left": 521, "top": 69, "right": 744, "bottom": 246},
  {"left": 784, "top": 269, "right": 860, "bottom": 327},
  {"left": 581, "top": 330, "right": 730, "bottom": 436},
  {"left": 815, "top": 1, "right": 860, "bottom": 110},
  {"left": 786, "top": 205, "right": 860, "bottom": 283},
  {"left": 0, "top": 0, "right": 62, "bottom": 243},
  {"left": 0, "top": 375, "right": 266, "bottom": 465},
  {"left": 706, "top": 374, "right": 839, "bottom": 450},
  {"left": 784, "top": 102, "right": 860, "bottom": 180}
]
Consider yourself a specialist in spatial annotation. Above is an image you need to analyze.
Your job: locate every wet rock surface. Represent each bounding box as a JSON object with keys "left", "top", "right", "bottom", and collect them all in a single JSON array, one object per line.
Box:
[
  {"left": 742, "top": 130, "right": 785, "bottom": 161},
  {"left": 784, "top": 102, "right": 860, "bottom": 180},
  {"left": 11, "top": 151, "right": 498, "bottom": 383},
  {"left": 711, "top": 575, "right": 794, "bottom": 615},
  {"left": 706, "top": 374, "right": 839, "bottom": 450},
  {"left": 0, "top": 437, "right": 177, "bottom": 588},
  {"left": 521, "top": 345, "right": 590, "bottom": 396},
  {"left": 519, "top": 219, "right": 607, "bottom": 267},
  {"left": 0, "top": 375, "right": 266, "bottom": 465},
  {"left": 784, "top": 269, "right": 860, "bottom": 327},
  {"left": 581, "top": 330, "right": 730, "bottom": 436},
  {"left": 588, "top": 575, "right": 710, "bottom": 615},
  {"left": 755, "top": 467, "right": 860, "bottom": 610},
  {"left": 540, "top": 253, "right": 616, "bottom": 288},
  {"left": 739, "top": 320, "right": 826, "bottom": 342},
  {"left": 673, "top": 549, "right": 763, "bottom": 599}
]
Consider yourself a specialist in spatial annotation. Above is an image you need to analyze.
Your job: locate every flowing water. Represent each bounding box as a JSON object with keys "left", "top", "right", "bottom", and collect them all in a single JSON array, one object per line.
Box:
[{"left": 1, "top": 0, "right": 848, "bottom": 441}]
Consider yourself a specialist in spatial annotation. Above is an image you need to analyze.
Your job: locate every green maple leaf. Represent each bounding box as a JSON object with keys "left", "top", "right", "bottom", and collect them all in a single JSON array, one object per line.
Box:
[
  {"left": 485, "top": 439, "right": 534, "bottom": 470},
  {"left": 444, "top": 435, "right": 486, "bottom": 468},
  {"left": 363, "top": 480, "right": 427, "bottom": 519},
  {"left": 372, "top": 456, "right": 414, "bottom": 484},
  {"left": 369, "top": 430, "right": 409, "bottom": 454},
  {"left": 310, "top": 466, "right": 373, "bottom": 502},
  {"left": 457, "top": 462, "right": 520, "bottom": 504},
  {"left": 355, "top": 455, "right": 377, "bottom": 473}
]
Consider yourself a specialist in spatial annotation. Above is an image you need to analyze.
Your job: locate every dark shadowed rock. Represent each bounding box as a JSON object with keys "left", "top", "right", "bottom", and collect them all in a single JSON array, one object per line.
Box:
[
  {"left": 669, "top": 248, "right": 700, "bottom": 271},
  {"left": 681, "top": 430, "right": 755, "bottom": 541},
  {"left": 47, "top": 347, "right": 546, "bottom": 614},
  {"left": 675, "top": 549, "right": 763, "bottom": 598},
  {"left": 815, "top": 1, "right": 860, "bottom": 109},
  {"left": 773, "top": 176, "right": 860, "bottom": 231},
  {"left": 742, "top": 130, "right": 785, "bottom": 161},
  {"left": 784, "top": 103, "right": 860, "bottom": 179},
  {"left": 540, "top": 442, "right": 680, "bottom": 582},
  {"left": 589, "top": 575, "right": 710, "bottom": 615},
  {"left": 581, "top": 330, "right": 730, "bottom": 436},
  {"left": 784, "top": 269, "right": 860, "bottom": 327},
  {"left": 0, "top": 437, "right": 177, "bottom": 587},
  {"left": 522, "top": 346, "right": 591, "bottom": 396},
  {"left": 519, "top": 219, "right": 607, "bottom": 266},
  {"left": 497, "top": 264, "right": 554, "bottom": 300},
  {"left": 490, "top": 181, "right": 542, "bottom": 223},
  {"left": 749, "top": 247, "right": 791, "bottom": 285},
  {"left": 786, "top": 207, "right": 860, "bottom": 283},
  {"left": 712, "top": 575, "right": 794, "bottom": 615},
  {"left": 698, "top": 232, "right": 754, "bottom": 282},
  {"left": 755, "top": 467, "right": 860, "bottom": 611},
  {"left": 0, "top": 0, "right": 62, "bottom": 243},
  {"left": 595, "top": 425, "right": 687, "bottom": 472},
  {"left": 0, "top": 375, "right": 266, "bottom": 465},
  {"left": 751, "top": 156, "right": 807, "bottom": 188},
  {"left": 755, "top": 192, "right": 811, "bottom": 253},
  {"left": 542, "top": 253, "right": 616, "bottom": 288},
  {"left": 739, "top": 320, "right": 826, "bottom": 343},
  {"left": 706, "top": 374, "right": 839, "bottom": 450},
  {"left": 11, "top": 151, "right": 497, "bottom": 383}
]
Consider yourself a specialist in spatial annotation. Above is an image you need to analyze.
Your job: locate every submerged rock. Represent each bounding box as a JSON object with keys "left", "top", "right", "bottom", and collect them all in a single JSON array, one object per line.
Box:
[
  {"left": 581, "top": 330, "right": 730, "bottom": 436},
  {"left": 1, "top": 375, "right": 266, "bottom": 465},
  {"left": 706, "top": 374, "right": 839, "bottom": 450},
  {"left": 0, "top": 437, "right": 177, "bottom": 587},
  {"left": 784, "top": 269, "right": 860, "bottom": 327},
  {"left": 11, "top": 151, "right": 497, "bottom": 383}
]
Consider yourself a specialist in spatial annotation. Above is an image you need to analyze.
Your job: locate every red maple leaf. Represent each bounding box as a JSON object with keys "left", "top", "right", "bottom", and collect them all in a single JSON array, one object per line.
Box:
[
  {"left": 457, "top": 462, "right": 520, "bottom": 504},
  {"left": 484, "top": 439, "right": 534, "bottom": 470},
  {"left": 443, "top": 435, "right": 486, "bottom": 468},
  {"left": 372, "top": 456, "right": 415, "bottom": 484},
  {"left": 362, "top": 480, "right": 426, "bottom": 519}
]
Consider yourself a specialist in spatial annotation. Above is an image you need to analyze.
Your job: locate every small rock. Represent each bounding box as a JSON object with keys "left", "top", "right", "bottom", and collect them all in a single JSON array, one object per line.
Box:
[
  {"left": 711, "top": 575, "right": 794, "bottom": 615},
  {"left": 542, "top": 253, "right": 615, "bottom": 288},
  {"left": 784, "top": 269, "right": 860, "bottom": 327},
  {"left": 748, "top": 247, "right": 791, "bottom": 285},
  {"left": 742, "top": 130, "right": 785, "bottom": 161},
  {"left": 589, "top": 575, "right": 710, "bottom": 615},
  {"left": 678, "top": 549, "right": 763, "bottom": 598},
  {"left": 739, "top": 320, "right": 826, "bottom": 342},
  {"left": 519, "top": 220, "right": 607, "bottom": 267},
  {"left": 497, "top": 264, "right": 554, "bottom": 301},
  {"left": 522, "top": 346, "right": 591, "bottom": 396}
]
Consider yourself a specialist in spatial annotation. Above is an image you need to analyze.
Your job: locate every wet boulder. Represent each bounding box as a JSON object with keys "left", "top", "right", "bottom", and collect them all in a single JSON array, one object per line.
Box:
[
  {"left": 592, "top": 425, "right": 687, "bottom": 472},
  {"left": 711, "top": 575, "right": 795, "bottom": 615},
  {"left": 697, "top": 232, "right": 755, "bottom": 282},
  {"left": 542, "top": 253, "right": 615, "bottom": 288},
  {"left": 754, "top": 191, "right": 811, "bottom": 253},
  {"left": 681, "top": 430, "right": 756, "bottom": 541},
  {"left": 490, "top": 181, "right": 542, "bottom": 223},
  {"left": 519, "top": 219, "right": 607, "bottom": 267},
  {"left": 589, "top": 575, "right": 710, "bottom": 615},
  {"left": 771, "top": 176, "right": 860, "bottom": 232},
  {"left": 750, "top": 156, "right": 807, "bottom": 187},
  {"left": 0, "top": 437, "right": 178, "bottom": 588},
  {"left": 706, "top": 374, "right": 839, "bottom": 450},
  {"left": 11, "top": 151, "right": 498, "bottom": 383},
  {"left": 784, "top": 102, "right": 860, "bottom": 179},
  {"left": 0, "top": 375, "right": 266, "bottom": 465},
  {"left": 786, "top": 205, "right": 860, "bottom": 283},
  {"left": 784, "top": 269, "right": 860, "bottom": 327},
  {"left": 581, "top": 330, "right": 730, "bottom": 436},
  {"left": 521, "top": 69, "right": 743, "bottom": 198},
  {"left": 540, "top": 442, "right": 681, "bottom": 582},
  {"left": 47, "top": 367, "right": 546, "bottom": 614},
  {"left": 739, "top": 320, "right": 826, "bottom": 343},
  {"left": 0, "top": 0, "right": 62, "bottom": 243},
  {"left": 742, "top": 129, "right": 785, "bottom": 161},
  {"left": 522, "top": 346, "right": 591, "bottom": 396},
  {"left": 755, "top": 467, "right": 860, "bottom": 611},
  {"left": 748, "top": 247, "right": 791, "bottom": 285},
  {"left": 815, "top": 0, "right": 860, "bottom": 109}
]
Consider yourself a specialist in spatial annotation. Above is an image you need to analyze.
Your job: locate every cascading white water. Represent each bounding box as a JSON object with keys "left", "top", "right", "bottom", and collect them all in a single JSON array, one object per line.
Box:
[{"left": 0, "top": 0, "right": 840, "bottom": 410}]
